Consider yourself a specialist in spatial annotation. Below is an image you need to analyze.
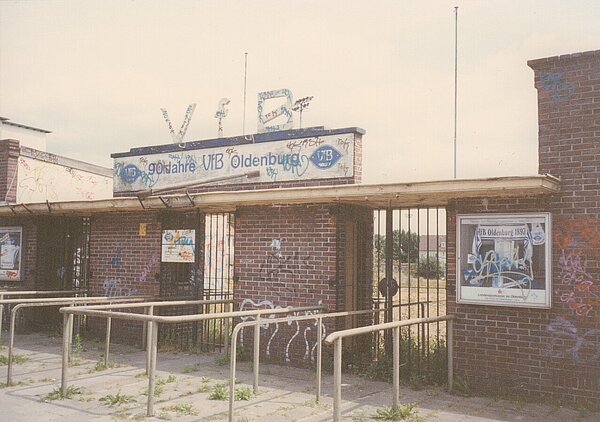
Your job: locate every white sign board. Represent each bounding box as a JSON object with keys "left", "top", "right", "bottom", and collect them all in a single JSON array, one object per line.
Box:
[
  {"left": 161, "top": 229, "right": 196, "bottom": 263},
  {"left": 113, "top": 133, "right": 355, "bottom": 193},
  {"left": 456, "top": 213, "right": 551, "bottom": 308}
]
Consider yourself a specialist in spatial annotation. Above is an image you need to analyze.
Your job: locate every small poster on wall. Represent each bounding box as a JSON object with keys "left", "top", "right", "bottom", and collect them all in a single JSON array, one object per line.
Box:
[
  {"left": 0, "top": 227, "right": 22, "bottom": 281},
  {"left": 457, "top": 213, "right": 551, "bottom": 308},
  {"left": 161, "top": 229, "right": 196, "bottom": 263}
]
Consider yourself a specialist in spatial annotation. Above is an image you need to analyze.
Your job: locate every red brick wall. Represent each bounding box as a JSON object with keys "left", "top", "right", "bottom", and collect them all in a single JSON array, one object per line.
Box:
[
  {"left": 234, "top": 204, "right": 339, "bottom": 363},
  {"left": 233, "top": 204, "right": 374, "bottom": 364},
  {"left": 0, "top": 139, "right": 20, "bottom": 203},
  {"left": 447, "top": 50, "right": 600, "bottom": 405},
  {"left": 87, "top": 212, "right": 162, "bottom": 344}
]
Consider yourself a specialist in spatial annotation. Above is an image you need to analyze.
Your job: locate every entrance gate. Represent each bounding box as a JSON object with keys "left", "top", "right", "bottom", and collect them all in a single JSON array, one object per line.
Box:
[
  {"left": 158, "top": 211, "right": 234, "bottom": 352},
  {"left": 372, "top": 207, "right": 448, "bottom": 383}
]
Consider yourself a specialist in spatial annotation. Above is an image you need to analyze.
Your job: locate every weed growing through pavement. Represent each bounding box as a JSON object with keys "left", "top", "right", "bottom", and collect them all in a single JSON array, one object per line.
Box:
[
  {"left": 43, "top": 385, "right": 83, "bottom": 401},
  {"left": 209, "top": 384, "right": 228, "bottom": 400},
  {"left": 373, "top": 403, "right": 425, "bottom": 421},
  {"left": 234, "top": 386, "right": 253, "bottom": 401},
  {"left": 0, "top": 354, "right": 29, "bottom": 365},
  {"left": 98, "top": 391, "right": 137, "bottom": 408}
]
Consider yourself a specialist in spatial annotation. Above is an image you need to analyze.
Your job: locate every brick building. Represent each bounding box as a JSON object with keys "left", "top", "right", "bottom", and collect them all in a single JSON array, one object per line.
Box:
[{"left": 0, "top": 50, "right": 597, "bottom": 405}]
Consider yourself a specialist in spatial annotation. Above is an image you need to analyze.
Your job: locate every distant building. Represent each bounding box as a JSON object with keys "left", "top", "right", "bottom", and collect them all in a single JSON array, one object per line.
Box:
[
  {"left": 0, "top": 117, "right": 113, "bottom": 204},
  {"left": 418, "top": 235, "right": 446, "bottom": 261}
]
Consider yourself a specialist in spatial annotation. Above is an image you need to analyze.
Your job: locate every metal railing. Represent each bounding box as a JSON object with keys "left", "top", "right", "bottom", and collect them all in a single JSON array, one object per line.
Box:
[
  {"left": 5, "top": 296, "right": 148, "bottom": 385},
  {"left": 228, "top": 306, "right": 405, "bottom": 422},
  {"left": 0, "top": 290, "right": 86, "bottom": 343},
  {"left": 324, "top": 315, "right": 456, "bottom": 422},
  {"left": 59, "top": 303, "right": 323, "bottom": 417}
]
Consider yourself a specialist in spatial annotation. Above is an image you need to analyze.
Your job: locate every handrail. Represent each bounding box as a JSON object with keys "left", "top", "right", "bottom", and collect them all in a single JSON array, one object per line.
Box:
[
  {"left": 0, "top": 290, "right": 87, "bottom": 343},
  {"left": 59, "top": 303, "right": 324, "bottom": 417},
  {"left": 228, "top": 306, "right": 402, "bottom": 422},
  {"left": 60, "top": 298, "right": 232, "bottom": 311},
  {"left": 324, "top": 314, "right": 456, "bottom": 422},
  {"left": 6, "top": 296, "right": 148, "bottom": 385}
]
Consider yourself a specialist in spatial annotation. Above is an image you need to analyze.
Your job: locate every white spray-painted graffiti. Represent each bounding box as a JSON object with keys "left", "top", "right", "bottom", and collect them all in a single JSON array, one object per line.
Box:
[
  {"left": 546, "top": 317, "right": 600, "bottom": 364},
  {"left": 102, "top": 278, "right": 139, "bottom": 297},
  {"left": 139, "top": 252, "right": 160, "bottom": 284},
  {"left": 238, "top": 299, "right": 325, "bottom": 363}
]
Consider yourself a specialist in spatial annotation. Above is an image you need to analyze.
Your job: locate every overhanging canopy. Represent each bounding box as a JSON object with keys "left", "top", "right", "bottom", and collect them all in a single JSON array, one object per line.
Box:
[{"left": 0, "top": 175, "right": 560, "bottom": 216}]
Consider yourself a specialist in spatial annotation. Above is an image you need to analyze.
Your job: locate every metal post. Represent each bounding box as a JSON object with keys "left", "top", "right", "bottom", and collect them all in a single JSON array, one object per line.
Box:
[
  {"left": 316, "top": 316, "right": 323, "bottom": 403},
  {"left": 142, "top": 306, "right": 148, "bottom": 351},
  {"left": 7, "top": 306, "right": 18, "bottom": 385},
  {"left": 333, "top": 338, "right": 342, "bottom": 422},
  {"left": 253, "top": 313, "right": 261, "bottom": 394},
  {"left": 228, "top": 327, "right": 238, "bottom": 422},
  {"left": 385, "top": 208, "right": 393, "bottom": 355},
  {"left": 393, "top": 326, "right": 400, "bottom": 408},
  {"left": 67, "top": 304, "right": 74, "bottom": 363},
  {"left": 0, "top": 293, "right": 4, "bottom": 345},
  {"left": 146, "top": 305, "right": 154, "bottom": 374},
  {"left": 61, "top": 313, "right": 72, "bottom": 396},
  {"left": 147, "top": 321, "right": 158, "bottom": 417},
  {"left": 104, "top": 316, "right": 112, "bottom": 366},
  {"left": 447, "top": 318, "right": 454, "bottom": 391},
  {"left": 224, "top": 302, "right": 230, "bottom": 357}
]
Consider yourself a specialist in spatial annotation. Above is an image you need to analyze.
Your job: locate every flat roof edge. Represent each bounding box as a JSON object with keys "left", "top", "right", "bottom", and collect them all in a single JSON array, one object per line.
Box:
[
  {"left": 0, "top": 174, "right": 559, "bottom": 216},
  {"left": 111, "top": 126, "right": 366, "bottom": 158}
]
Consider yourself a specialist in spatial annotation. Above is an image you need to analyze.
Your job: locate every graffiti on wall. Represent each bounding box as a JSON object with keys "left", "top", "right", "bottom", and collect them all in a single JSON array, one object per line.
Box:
[
  {"left": 102, "top": 277, "right": 139, "bottom": 297},
  {"left": 238, "top": 299, "right": 325, "bottom": 363},
  {"left": 139, "top": 252, "right": 160, "bottom": 284},
  {"left": 17, "top": 156, "right": 112, "bottom": 203},
  {"left": 539, "top": 72, "right": 576, "bottom": 102},
  {"left": 546, "top": 217, "right": 600, "bottom": 364},
  {"left": 260, "top": 239, "right": 313, "bottom": 282}
]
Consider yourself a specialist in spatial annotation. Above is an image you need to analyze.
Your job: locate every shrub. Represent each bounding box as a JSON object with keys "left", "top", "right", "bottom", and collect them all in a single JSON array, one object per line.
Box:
[{"left": 417, "top": 257, "right": 445, "bottom": 279}]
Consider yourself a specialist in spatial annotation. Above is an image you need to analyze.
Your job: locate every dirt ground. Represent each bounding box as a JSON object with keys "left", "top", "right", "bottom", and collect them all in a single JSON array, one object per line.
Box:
[{"left": 0, "top": 333, "right": 598, "bottom": 421}]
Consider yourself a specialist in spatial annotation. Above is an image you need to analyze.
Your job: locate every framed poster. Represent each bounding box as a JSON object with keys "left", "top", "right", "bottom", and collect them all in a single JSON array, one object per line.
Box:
[
  {"left": 457, "top": 213, "right": 551, "bottom": 308},
  {"left": 0, "top": 227, "right": 22, "bottom": 281},
  {"left": 161, "top": 229, "right": 196, "bottom": 263}
]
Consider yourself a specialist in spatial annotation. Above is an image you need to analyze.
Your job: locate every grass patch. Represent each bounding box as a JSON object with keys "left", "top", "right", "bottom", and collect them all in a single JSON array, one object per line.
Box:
[
  {"left": 92, "top": 359, "right": 121, "bottom": 372},
  {"left": 198, "top": 383, "right": 211, "bottom": 393},
  {"left": 452, "top": 376, "right": 473, "bottom": 397},
  {"left": 234, "top": 386, "right": 253, "bottom": 401},
  {"left": 0, "top": 354, "right": 29, "bottom": 365},
  {"left": 99, "top": 391, "right": 137, "bottom": 408},
  {"left": 162, "top": 402, "right": 197, "bottom": 416},
  {"left": 182, "top": 362, "right": 202, "bottom": 373},
  {"left": 209, "top": 384, "right": 228, "bottom": 400},
  {"left": 374, "top": 404, "right": 424, "bottom": 421},
  {"left": 214, "top": 353, "right": 229, "bottom": 366},
  {"left": 43, "top": 385, "right": 83, "bottom": 401}
]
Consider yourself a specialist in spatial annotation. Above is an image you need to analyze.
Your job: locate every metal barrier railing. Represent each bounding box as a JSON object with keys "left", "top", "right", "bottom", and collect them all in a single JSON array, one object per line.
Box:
[
  {"left": 228, "top": 306, "right": 408, "bottom": 422},
  {"left": 59, "top": 303, "right": 323, "bottom": 417},
  {"left": 60, "top": 298, "right": 235, "bottom": 370},
  {"left": 324, "top": 315, "right": 456, "bottom": 422},
  {"left": 0, "top": 290, "right": 87, "bottom": 343},
  {"left": 5, "top": 296, "right": 149, "bottom": 385}
]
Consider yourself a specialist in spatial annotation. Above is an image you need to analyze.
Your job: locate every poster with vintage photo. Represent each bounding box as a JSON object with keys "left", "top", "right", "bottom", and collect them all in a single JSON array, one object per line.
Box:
[
  {"left": 457, "top": 213, "right": 551, "bottom": 308},
  {"left": 161, "top": 229, "right": 196, "bottom": 263},
  {"left": 0, "top": 227, "right": 22, "bottom": 281}
]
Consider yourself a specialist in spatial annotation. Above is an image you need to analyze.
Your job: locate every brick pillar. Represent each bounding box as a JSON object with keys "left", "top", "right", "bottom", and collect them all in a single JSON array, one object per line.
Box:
[{"left": 0, "top": 139, "right": 21, "bottom": 203}]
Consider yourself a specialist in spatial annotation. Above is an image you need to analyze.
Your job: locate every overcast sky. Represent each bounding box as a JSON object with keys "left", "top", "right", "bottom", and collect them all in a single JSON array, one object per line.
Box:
[{"left": 1, "top": 0, "right": 600, "bottom": 183}]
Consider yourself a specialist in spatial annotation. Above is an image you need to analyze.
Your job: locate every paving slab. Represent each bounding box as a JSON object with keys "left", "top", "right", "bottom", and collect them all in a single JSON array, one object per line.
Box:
[{"left": 0, "top": 333, "right": 598, "bottom": 421}]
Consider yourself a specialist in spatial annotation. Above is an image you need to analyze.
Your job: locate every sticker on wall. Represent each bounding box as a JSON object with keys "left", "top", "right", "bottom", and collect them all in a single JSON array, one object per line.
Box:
[
  {"left": 161, "top": 229, "right": 196, "bottom": 263},
  {"left": 0, "top": 227, "right": 22, "bottom": 281}
]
